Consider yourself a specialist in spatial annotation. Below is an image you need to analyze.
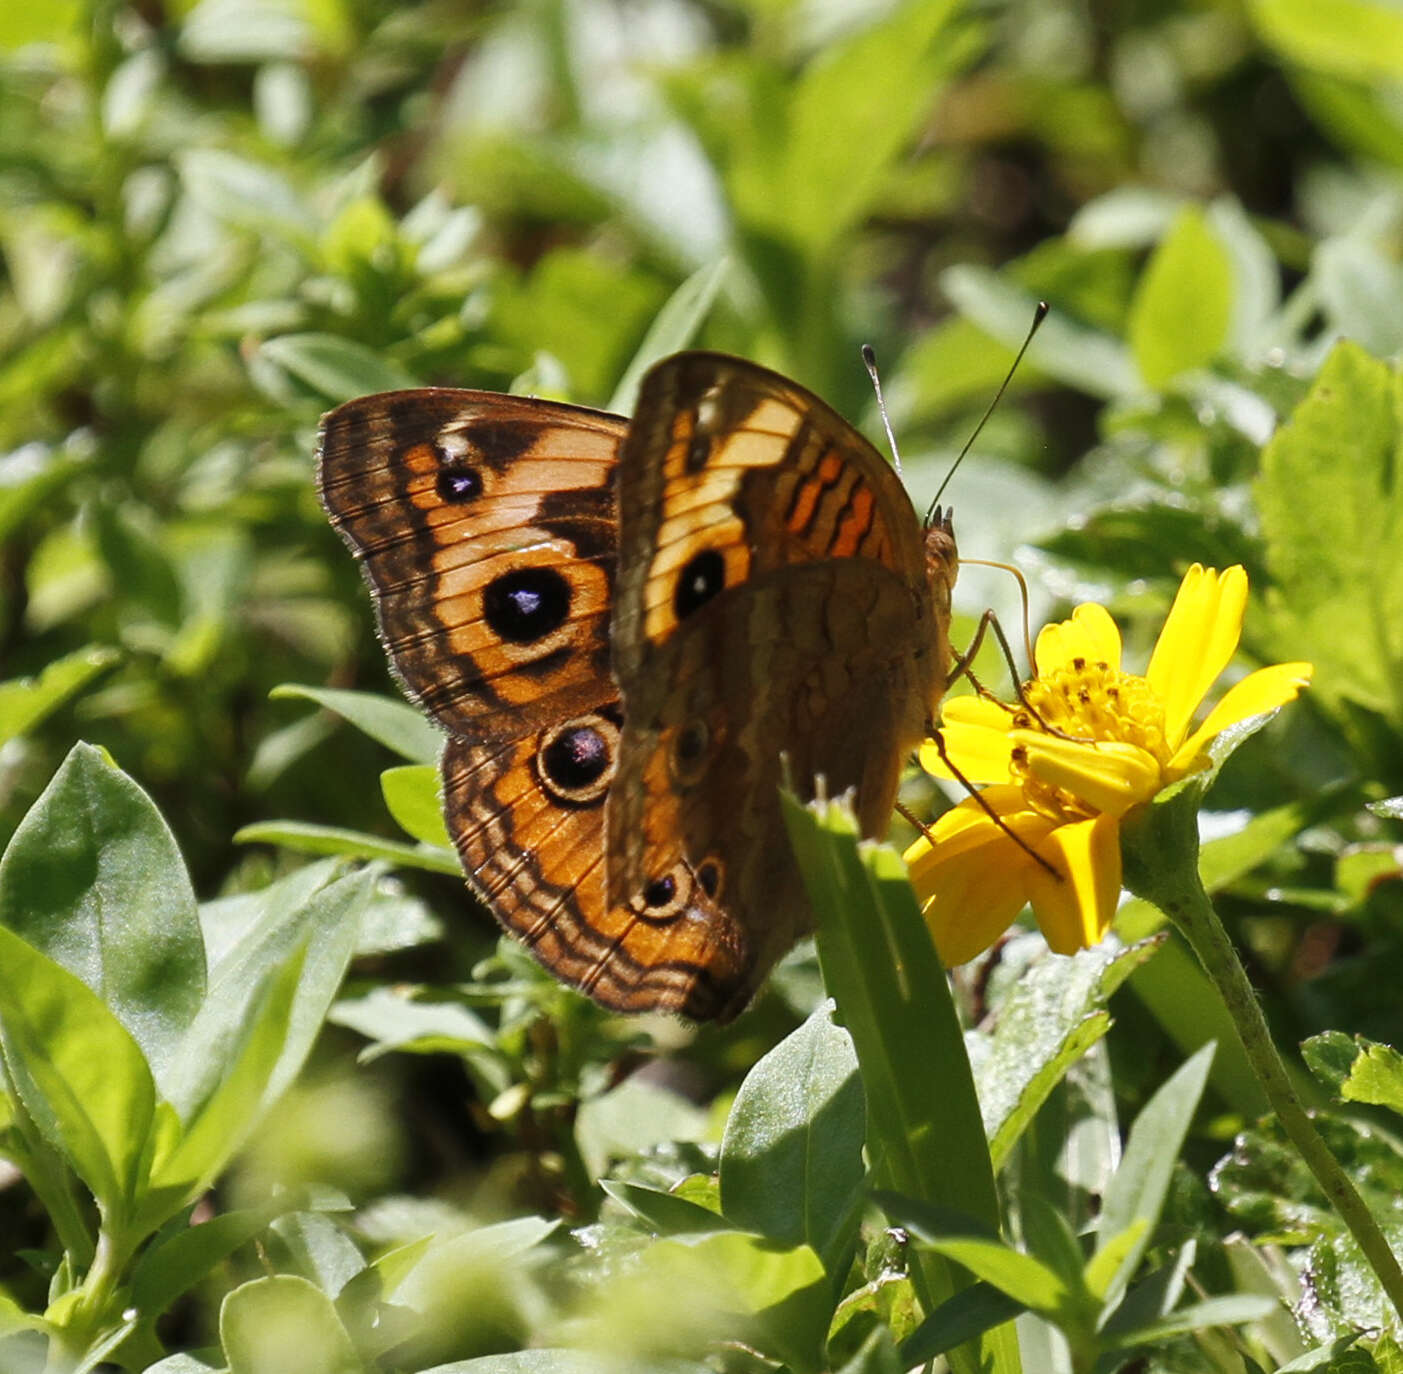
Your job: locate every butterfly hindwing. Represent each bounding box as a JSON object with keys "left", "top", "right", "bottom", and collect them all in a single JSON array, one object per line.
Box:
[{"left": 318, "top": 389, "right": 752, "bottom": 1019}]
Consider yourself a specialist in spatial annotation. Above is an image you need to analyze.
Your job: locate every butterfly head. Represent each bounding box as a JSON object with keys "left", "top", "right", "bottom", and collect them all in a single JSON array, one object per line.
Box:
[{"left": 923, "top": 504, "right": 959, "bottom": 600}]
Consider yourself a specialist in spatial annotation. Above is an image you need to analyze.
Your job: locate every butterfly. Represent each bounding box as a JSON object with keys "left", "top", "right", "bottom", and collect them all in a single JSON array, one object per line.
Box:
[{"left": 317, "top": 352, "right": 958, "bottom": 1021}]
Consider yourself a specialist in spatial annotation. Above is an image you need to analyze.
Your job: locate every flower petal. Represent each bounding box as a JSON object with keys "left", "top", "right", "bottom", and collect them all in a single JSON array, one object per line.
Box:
[
  {"left": 1169, "top": 661, "right": 1315, "bottom": 772},
  {"left": 906, "top": 793, "right": 1054, "bottom": 965},
  {"left": 1020, "top": 734, "right": 1164, "bottom": 816},
  {"left": 919, "top": 710, "right": 1019, "bottom": 784},
  {"left": 1024, "top": 814, "right": 1122, "bottom": 954},
  {"left": 908, "top": 803, "right": 1056, "bottom": 966},
  {"left": 904, "top": 787, "right": 1032, "bottom": 865},
  {"left": 1146, "top": 565, "right": 1248, "bottom": 748},
  {"left": 1034, "top": 603, "right": 1123, "bottom": 676}
]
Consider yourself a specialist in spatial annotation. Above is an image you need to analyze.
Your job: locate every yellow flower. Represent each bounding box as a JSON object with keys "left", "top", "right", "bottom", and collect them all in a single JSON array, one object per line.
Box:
[{"left": 906, "top": 565, "right": 1313, "bottom": 966}]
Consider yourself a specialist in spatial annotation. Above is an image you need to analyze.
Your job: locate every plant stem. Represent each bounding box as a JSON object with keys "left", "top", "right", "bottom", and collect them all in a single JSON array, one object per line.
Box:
[{"left": 1124, "top": 800, "right": 1403, "bottom": 1324}]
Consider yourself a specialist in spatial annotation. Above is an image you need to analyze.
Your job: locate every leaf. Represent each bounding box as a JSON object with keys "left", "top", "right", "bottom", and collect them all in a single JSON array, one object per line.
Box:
[
  {"left": 941, "top": 265, "right": 1139, "bottom": 399},
  {"left": 328, "top": 986, "right": 494, "bottom": 1062},
  {"left": 1309, "top": 1034, "right": 1403, "bottom": 1118},
  {"left": 976, "top": 939, "right": 1161, "bottom": 1169},
  {"left": 234, "top": 820, "right": 461, "bottom": 875},
  {"left": 259, "top": 333, "right": 419, "bottom": 403},
  {"left": 0, "top": 743, "right": 204, "bottom": 1077},
  {"left": 1314, "top": 236, "right": 1403, "bottom": 357},
  {"left": 733, "top": 1, "right": 960, "bottom": 258},
  {"left": 381, "top": 765, "right": 451, "bottom": 848},
  {"left": 899, "top": 1282, "right": 1028, "bottom": 1366},
  {"left": 1103, "top": 1294, "right": 1278, "bottom": 1350},
  {"left": 0, "top": 926, "right": 156, "bottom": 1214},
  {"left": 1095, "top": 1044, "right": 1217, "bottom": 1312},
  {"left": 0, "top": 647, "right": 119, "bottom": 746},
  {"left": 151, "top": 868, "right": 371, "bottom": 1199},
  {"left": 1255, "top": 341, "right": 1403, "bottom": 726},
  {"left": 1127, "top": 206, "right": 1234, "bottom": 388},
  {"left": 130, "top": 1208, "right": 275, "bottom": 1314},
  {"left": 220, "top": 1274, "right": 360, "bottom": 1374},
  {"left": 608, "top": 259, "right": 731, "bottom": 415},
  {"left": 271, "top": 685, "right": 442, "bottom": 763},
  {"left": 599, "top": 1180, "right": 729, "bottom": 1236},
  {"left": 780, "top": 797, "right": 1015, "bottom": 1374},
  {"left": 719, "top": 1002, "right": 864, "bottom": 1277},
  {"left": 1248, "top": 0, "right": 1403, "bottom": 83}
]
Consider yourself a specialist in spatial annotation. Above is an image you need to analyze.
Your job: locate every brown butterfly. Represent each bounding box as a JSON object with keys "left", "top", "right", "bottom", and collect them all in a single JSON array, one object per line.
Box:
[{"left": 317, "top": 352, "right": 958, "bottom": 1021}]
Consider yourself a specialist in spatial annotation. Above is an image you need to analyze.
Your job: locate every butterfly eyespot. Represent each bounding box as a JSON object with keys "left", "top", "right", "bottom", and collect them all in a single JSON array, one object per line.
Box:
[
  {"left": 673, "top": 548, "right": 726, "bottom": 620},
  {"left": 435, "top": 465, "right": 483, "bottom": 504},
  {"left": 644, "top": 874, "right": 675, "bottom": 906},
  {"left": 696, "top": 857, "right": 722, "bottom": 899},
  {"left": 483, "top": 567, "right": 571, "bottom": 643},
  {"left": 631, "top": 862, "right": 695, "bottom": 924},
  {"left": 669, "top": 719, "right": 710, "bottom": 786},
  {"left": 536, "top": 714, "right": 619, "bottom": 806}
]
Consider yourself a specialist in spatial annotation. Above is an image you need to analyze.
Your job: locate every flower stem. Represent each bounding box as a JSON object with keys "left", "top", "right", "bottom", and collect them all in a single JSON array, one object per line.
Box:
[{"left": 1123, "top": 797, "right": 1403, "bottom": 1324}]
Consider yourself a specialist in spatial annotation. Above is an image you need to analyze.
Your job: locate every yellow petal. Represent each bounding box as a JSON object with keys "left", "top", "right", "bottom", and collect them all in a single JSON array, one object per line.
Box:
[
  {"left": 1024, "top": 814, "right": 1122, "bottom": 954},
  {"left": 1146, "top": 565, "right": 1247, "bottom": 748},
  {"left": 1020, "top": 734, "right": 1164, "bottom": 816},
  {"left": 1034, "top": 603, "right": 1123, "bottom": 676},
  {"left": 904, "top": 787, "right": 1032, "bottom": 867},
  {"left": 942, "top": 696, "right": 1018, "bottom": 731},
  {"left": 906, "top": 794, "right": 1056, "bottom": 964},
  {"left": 919, "top": 715, "right": 1019, "bottom": 784},
  {"left": 911, "top": 809, "right": 1056, "bottom": 966},
  {"left": 1169, "top": 661, "right": 1315, "bottom": 772}
]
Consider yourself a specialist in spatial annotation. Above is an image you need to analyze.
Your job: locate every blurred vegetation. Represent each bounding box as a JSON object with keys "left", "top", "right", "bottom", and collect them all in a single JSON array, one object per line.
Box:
[{"left": 4, "top": 0, "right": 1403, "bottom": 1369}]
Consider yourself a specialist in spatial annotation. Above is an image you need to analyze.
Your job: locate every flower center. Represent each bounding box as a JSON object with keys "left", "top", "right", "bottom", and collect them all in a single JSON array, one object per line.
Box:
[{"left": 1008, "top": 657, "right": 1170, "bottom": 821}]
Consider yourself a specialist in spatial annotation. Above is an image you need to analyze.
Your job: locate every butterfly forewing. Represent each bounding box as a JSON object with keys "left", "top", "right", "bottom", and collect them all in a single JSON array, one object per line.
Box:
[{"left": 606, "top": 354, "right": 956, "bottom": 979}]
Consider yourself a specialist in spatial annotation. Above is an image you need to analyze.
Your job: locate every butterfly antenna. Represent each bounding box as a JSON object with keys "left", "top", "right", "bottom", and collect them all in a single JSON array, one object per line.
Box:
[
  {"left": 861, "top": 344, "right": 903, "bottom": 477},
  {"left": 927, "top": 300, "right": 1050, "bottom": 521}
]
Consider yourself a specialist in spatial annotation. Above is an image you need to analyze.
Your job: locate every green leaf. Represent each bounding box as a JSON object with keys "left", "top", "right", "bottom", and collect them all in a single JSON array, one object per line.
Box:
[
  {"left": 176, "top": 148, "right": 315, "bottom": 240},
  {"left": 260, "top": 333, "right": 419, "bottom": 403},
  {"left": 0, "top": 926, "right": 156, "bottom": 1213},
  {"left": 608, "top": 259, "right": 731, "bottom": 415},
  {"left": 1102, "top": 1294, "right": 1278, "bottom": 1350},
  {"left": 0, "top": 0, "right": 82, "bottom": 48},
  {"left": 1312, "top": 1034, "right": 1403, "bottom": 1118},
  {"left": 234, "top": 820, "right": 461, "bottom": 875},
  {"left": 719, "top": 1003, "right": 864, "bottom": 1276},
  {"left": 733, "top": 0, "right": 961, "bottom": 257},
  {"left": 1249, "top": 0, "right": 1403, "bottom": 83},
  {"left": 941, "top": 265, "right": 1139, "bottom": 400},
  {"left": 975, "top": 939, "right": 1162, "bottom": 1169},
  {"left": 152, "top": 868, "right": 371, "bottom": 1199},
  {"left": 0, "top": 647, "right": 119, "bottom": 746},
  {"left": 0, "top": 743, "right": 205, "bottom": 1077},
  {"left": 271, "top": 685, "right": 442, "bottom": 763},
  {"left": 911, "top": 1236, "right": 1075, "bottom": 1318},
  {"left": 329, "top": 986, "right": 494, "bottom": 1064},
  {"left": 574, "top": 1076, "right": 710, "bottom": 1181},
  {"left": 599, "top": 1179, "right": 729, "bottom": 1236},
  {"left": 220, "top": 1274, "right": 360, "bottom": 1374},
  {"left": 1127, "top": 206, "right": 1234, "bottom": 388},
  {"left": 1315, "top": 236, "right": 1403, "bottom": 357},
  {"left": 646, "top": 1232, "right": 829, "bottom": 1374},
  {"left": 781, "top": 797, "right": 1016, "bottom": 1374},
  {"left": 1095, "top": 1043, "right": 1216, "bottom": 1311},
  {"left": 1255, "top": 341, "right": 1403, "bottom": 727},
  {"left": 130, "top": 1208, "right": 274, "bottom": 1314},
  {"left": 381, "top": 765, "right": 451, "bottom": 848},
  {"left": 899, "top": 1282, "right": 1028, "bottom": 1365}
]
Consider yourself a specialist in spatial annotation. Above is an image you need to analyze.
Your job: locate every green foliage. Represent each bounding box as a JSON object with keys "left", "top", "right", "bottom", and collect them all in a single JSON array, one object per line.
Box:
[{"left": 6, "top": 0, "right": 1403, "bottom": 1367}]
